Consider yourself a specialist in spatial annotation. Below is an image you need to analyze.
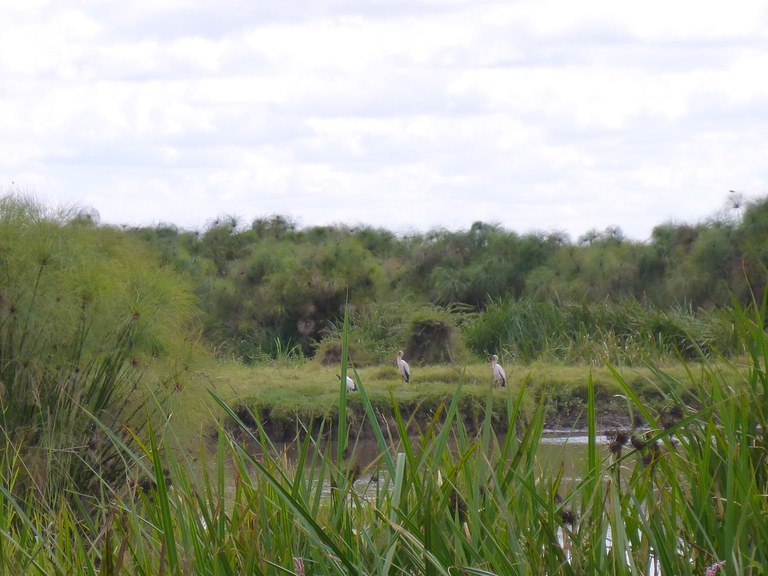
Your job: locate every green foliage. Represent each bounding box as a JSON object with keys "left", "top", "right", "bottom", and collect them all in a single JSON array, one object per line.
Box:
[
  {"left": 3, "top": 301, "right": 768, "bottom": 574},
  {"left": 195, "top": 219, "right": 389, "bottom": 360},
  {"left": 0, "top": 193, "right": 198, "bottom": 511},
  {"left": 344, "top": 300, "right": 417, "bottom": 362},
  {"left": 463, "top": 296, "right": 738, "bottom": 365},
  {"left": 463, "top": 297, "right": 563, "bottom": 362},
  {"left": 403, "top": 305, "right": 469, "bottom": 365},
  {"left": 7, "top": 192, "right": 768, "bottom": 573},
  {"left": 122, "top": 194, "right": 768, "bottom": 365},
  {"left": 314, "top": 338, "right": 378, "bottom": 367}
]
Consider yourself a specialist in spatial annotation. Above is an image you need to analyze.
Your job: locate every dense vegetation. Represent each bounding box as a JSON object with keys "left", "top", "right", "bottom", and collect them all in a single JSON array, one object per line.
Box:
[
  {"left": 0, "top": 196, "right": 197, "bottom": 510},
  {"left": 126, "top": 192, "right": 767, "bottom": 364},
  {"left": 2, "top": 298, "right": 767, "bottom": 574},
  {"left": 1, "top": 191, "right": 767, "bottom": 573}
]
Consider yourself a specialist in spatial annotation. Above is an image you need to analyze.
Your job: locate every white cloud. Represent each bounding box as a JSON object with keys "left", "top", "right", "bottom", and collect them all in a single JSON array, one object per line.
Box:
[{"left": 1, "top": 0, "right": 767, "bottom": 241}]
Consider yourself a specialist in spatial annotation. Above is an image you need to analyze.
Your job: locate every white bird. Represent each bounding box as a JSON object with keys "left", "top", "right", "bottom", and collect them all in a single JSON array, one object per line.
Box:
[
  {"left": 491, "top": 354, "right": 506, "bottom": 387},
  {"left": 337, "top": 374, "right": 356, "bottom": 391},
  {"left": 395, "top": 350, "right": 410, "bottom": 383}
]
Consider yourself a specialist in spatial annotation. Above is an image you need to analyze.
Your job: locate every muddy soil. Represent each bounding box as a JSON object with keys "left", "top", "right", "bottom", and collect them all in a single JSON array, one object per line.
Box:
[{"left": 219, "top": 399, "right": 643, "bottom": 446}]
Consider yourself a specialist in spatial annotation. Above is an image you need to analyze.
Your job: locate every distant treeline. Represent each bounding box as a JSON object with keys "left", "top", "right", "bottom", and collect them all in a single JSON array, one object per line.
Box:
[
  {"left": 1, "top": 192, "right": 765, "bottom": 365},
  {"left": 123, "top": 194, "right": 768, "bottom": 363}
]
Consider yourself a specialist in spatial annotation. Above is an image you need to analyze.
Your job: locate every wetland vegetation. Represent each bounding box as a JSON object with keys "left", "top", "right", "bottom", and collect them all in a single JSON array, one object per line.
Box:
[{"left": 1, "top": 191, "right": 767, "bottom": 574}]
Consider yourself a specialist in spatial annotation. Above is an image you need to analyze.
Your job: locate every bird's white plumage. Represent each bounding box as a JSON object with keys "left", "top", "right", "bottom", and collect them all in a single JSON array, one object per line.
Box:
[
  {"left": 491, "top": 354, "right": 506, "bottom": 387},
  {"left": 337, "top": 374, "right": 357, "bottom": 391},
  {"left": 395, "top": 350, "right": 410, "bottom": 383}
]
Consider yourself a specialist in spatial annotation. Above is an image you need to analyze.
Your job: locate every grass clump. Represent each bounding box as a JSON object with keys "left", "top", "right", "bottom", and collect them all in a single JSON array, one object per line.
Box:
[{"left": 0, "top": 194, "right": 197, "bottom": 515}]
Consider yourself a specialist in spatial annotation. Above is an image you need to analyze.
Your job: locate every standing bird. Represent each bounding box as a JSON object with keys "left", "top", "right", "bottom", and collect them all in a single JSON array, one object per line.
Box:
[
  {"left": 490, "top": 354, "right": 506, "bottom": 387},
  {"left": 395, "top": 350, "right": 410, "bottom": 383},
  {"left": 337, "top": 374, "right": 356, "bottom": 391}
]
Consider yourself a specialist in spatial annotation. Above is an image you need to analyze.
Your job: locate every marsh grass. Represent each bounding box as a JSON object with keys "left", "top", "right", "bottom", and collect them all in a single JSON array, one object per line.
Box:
[
  {"left": 170, "top": 358, "right": 711, "bottom": 448},
  {"left": 463, "top": 297, "right": 738, "bottom": 367},
  {"left": 2, "top": 300, "right": 767, "bottom": 574}
]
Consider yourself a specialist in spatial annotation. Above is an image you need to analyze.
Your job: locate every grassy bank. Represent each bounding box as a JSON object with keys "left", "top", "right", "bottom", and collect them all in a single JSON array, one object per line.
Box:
[{"left": 163, "top": 357, "right": 721, "bottom": 449}]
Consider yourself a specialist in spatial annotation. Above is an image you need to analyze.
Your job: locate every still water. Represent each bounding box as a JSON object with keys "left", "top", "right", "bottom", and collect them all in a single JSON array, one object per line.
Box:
[
  {"left": 254, "top": 430, "right": 613, "bottom": 488},
  {"left": 243, "top": 432, "right": 658, "bottom": 574}
]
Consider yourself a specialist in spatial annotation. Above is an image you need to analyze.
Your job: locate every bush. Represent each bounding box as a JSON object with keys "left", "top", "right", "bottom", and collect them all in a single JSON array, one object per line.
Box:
[
  {"left": 403, "top": 306, "right": 467, "bottom": 365},
  {"left": 0, "top": 194, "right": 197, "bottom": 509},
  {"left": 314, "top": 339, "right": 377, "bottom": 367}
]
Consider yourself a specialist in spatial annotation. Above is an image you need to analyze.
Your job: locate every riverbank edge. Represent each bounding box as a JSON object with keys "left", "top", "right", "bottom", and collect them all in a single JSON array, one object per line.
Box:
[{"left": 220, "top": 396, "right": 644, "bottom": 445}]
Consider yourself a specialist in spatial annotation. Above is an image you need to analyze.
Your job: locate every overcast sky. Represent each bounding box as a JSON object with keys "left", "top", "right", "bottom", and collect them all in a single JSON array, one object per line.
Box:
[{"left": 1, "top": 0, "right": 766, "bottom": 241}]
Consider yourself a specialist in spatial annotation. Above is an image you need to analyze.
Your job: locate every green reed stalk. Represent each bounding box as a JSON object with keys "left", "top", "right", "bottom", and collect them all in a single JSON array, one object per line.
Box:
[
  {"left": 211, "top": 393, "right": 357, "bottom": 574},
  {"left": 335, "top": 302, "right": 350, "bottom": 487},
  {"left": 5, "top": 287, "right": 768, "bottom": 574}
]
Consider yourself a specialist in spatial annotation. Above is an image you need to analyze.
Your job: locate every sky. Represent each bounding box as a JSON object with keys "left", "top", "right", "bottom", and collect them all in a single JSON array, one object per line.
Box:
[{"left": 1, "top": 0, "right": 767, "bottom": 242}]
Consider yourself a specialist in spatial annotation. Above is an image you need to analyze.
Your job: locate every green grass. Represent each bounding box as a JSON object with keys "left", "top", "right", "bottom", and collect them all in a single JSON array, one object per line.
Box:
[
  {"left": 2, "top": 307, "right": 765, "bottom": 574},
  {"left": 161, "top": 355, "right": 726, "bottom": 455},
  {"left": 6, "top": 192, "right": 767, "bottom": 575}
]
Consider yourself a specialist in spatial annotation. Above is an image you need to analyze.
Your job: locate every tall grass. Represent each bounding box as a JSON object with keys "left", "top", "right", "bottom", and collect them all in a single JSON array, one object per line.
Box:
[
  {"left": 2, "top": 301, "right": 767, "bottom": 574},
  {"left": 463, "top": 297, "right": 738, "bottom": 366},
  {"left": 0, "top": 199, "right": 190, "bottom": 515}
]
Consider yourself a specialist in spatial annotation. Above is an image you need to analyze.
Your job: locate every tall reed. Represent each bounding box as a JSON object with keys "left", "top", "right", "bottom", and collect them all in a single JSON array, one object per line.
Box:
[
  {"left": 2, "top": 300, "right": 767, "bottom": 574},
  {"left": 463, "top": 296, "right": 737, "bottom": 366}
]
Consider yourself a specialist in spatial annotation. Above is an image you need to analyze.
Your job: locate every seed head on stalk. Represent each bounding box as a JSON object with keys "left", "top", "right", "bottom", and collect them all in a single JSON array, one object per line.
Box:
[{"left": 704, "top": 560, "right": 725, "bottom": 576}]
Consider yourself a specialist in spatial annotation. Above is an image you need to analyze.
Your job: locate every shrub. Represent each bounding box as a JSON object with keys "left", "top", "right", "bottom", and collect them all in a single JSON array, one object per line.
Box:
[
  {"left": 403, "top": 306, "right": 467, "bottom": 364},
  {"left": 0, "top": 194, "right": 196, "bottom": 509},
  {"left": 313, "top": 339, "right": 377, "bottom": 367}
]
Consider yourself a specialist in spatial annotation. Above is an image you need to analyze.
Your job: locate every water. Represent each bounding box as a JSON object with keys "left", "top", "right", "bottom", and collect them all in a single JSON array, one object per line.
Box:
[
  {"left": 537, "top": 430, "right": 612, "bottom": 479},
  {"left": 249, "top": 429, "right": 613, "bottom": 491},
  {"left": 241, "top": 431, "right": 660, "bottom": 574}
]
